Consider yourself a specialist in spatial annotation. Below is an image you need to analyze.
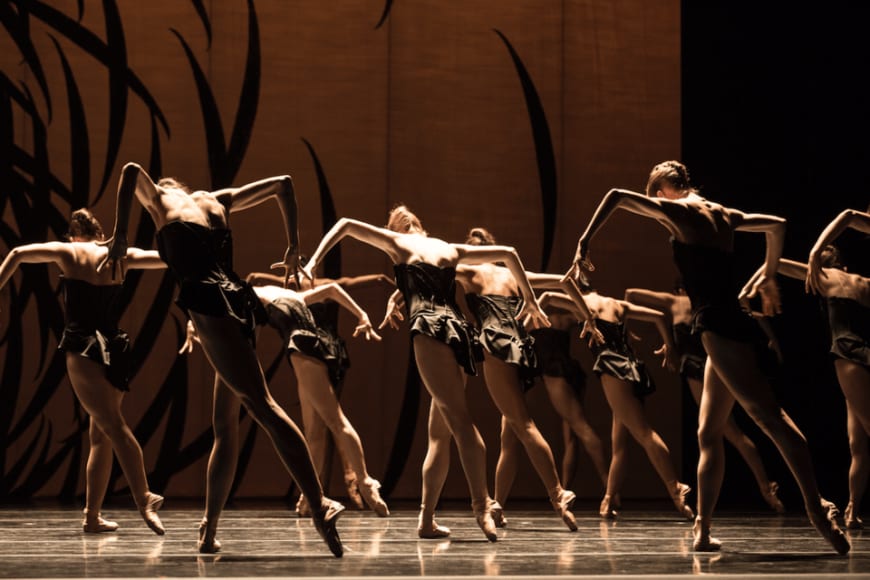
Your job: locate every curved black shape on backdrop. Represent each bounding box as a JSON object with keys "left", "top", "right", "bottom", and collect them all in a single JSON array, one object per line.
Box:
[
  {"left": 380, "top": 346, "right": 421, "bottom": 497},
  {"left": 0, "top": 3, "right": 53, "bottom": 120},
  {"left": 493, "top": 29, "right": 557, "bottom": 272},
  {"left": 301, "top": 138, "right": 342, "bottom": 280},
  {"left": 374, "top": 0, "right": 393, "bottom": 29},
  {"left": 190, "top": 0, "right": 213, "bottom": 49}
]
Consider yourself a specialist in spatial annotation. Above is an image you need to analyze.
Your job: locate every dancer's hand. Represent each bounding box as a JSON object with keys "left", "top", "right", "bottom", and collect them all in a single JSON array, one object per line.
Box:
[
  {"left": 96, "top": 236, "right": 128, "bottom": 282},
  {"left": 579, "top": 317, "right": 604, "bottom": 347},
  {"left": 378, "top": 294, "right": 404, "bottom": 330},
  {"left": 741, "top": 273, "right": 781, "bottom": 316},
  {"left": 270, "top": 247, "right": 307, "bottom": 288},
  {"left": 353, "top": 317, "right": 382, "bottom": 341},
  {"left": 805, "top": 250, "right": 827, "bottom": 295},
  {"left": 178, "top": 320, "right": 200, "bottom": 354},
  {"left": 520, "top": 298, "right": 550, "bottom": 330},
  {"left": 654, "top": 343, "right": 676, "bottom": 371}
]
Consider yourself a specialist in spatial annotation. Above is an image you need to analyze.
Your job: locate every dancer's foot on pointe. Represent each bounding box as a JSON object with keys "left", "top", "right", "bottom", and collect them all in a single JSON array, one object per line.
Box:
[
  {"left": 763, "top": 481, "right": 785, "bottom": 514},
  {"left": 473, "top": 498, "right": 500, "bottom": 542},
  {"left": 344, "top": 475, "right": 365, "bottom": 510},
  {"left": 844, "top": 502, "right": 863, "bottom": 530},
  {"left": 491, "top": 502, "right": 507, "bottom": 528},
  {"left": 358, "top": 477, "right": 390, "bottom": 517},
  {"left": 197, "top": 518, "right": 221, "bottom": 553},
  {"left": 599, "top": 494, "right": 618, "bottom": 519},
  {"left": 295, "top": 494, "right": 312, "bottom": 518},
  {"left": 312, "top": 497, "right": 345, "bottom": 557},
  {"left": 551, "top": 489, "right": 578, "bottom": 532},
  {"left": 810, "top": 498, "right": 850, "bottom": 555},
  {"left": 671, "top": 482, "right": 695, "bottom": 520},
  {"left": 417, "top": 506, "right": 451, "bottom": 539},
  {"left": 692, "top": 516, "right": 721, "bottom": 552},
  {"left": 139, "top": 492, "right": 165, "bottom": 535},
  {"left": 82, "top": 510, "right": 119, "bottom": 533}
]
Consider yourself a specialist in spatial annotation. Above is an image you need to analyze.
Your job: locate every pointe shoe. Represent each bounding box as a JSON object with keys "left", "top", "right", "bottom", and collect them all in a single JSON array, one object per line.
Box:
[
  {"left": 599, "top": 494, "right": 618, "bottom": 519},
  {"left": 295, "top": 494, "right": 312, "bottom": 518},
  {"left": 492, "top": 503, "right": 507, "bottom": 528},
  {"left": 82, "top": 510, "right": 119, "bottom": 533},
  {"left": 417, "top": 507, "right": 451, "bottom": 539},
  {"left": 671, "top": 482, "right": 695, "bottom": 520},
  {"left": 344, "top": 476, "right": 366, "bottom": 510},
  {"left": 762, "top": 481, "right": 785, "bottom": 514},
  {"left": 844, "top": 502, "right": 864, "bottom": 530},
  {"left": 312, "top": 497, "right": 345, "bottom": 558},
  {"left": 810, "top": 498, "right": 850, "bottom": 555},
  {"left": 551, "top": 489, "right": 578, "bottom": 532},
  {"left": 358, "top": 478, "right": 390, "bottom": 517},
  {"left": 139, "top": 492, "right": 165, "bottom": 535},
  {"left": 473, "top": 499, "right": 500, "bottom": 542},
  {"left": 692, "top": 516, "right": 722, "bottom": 552},
  {"left": 197, "top": 518, "right": 221, "bottom": 554}
]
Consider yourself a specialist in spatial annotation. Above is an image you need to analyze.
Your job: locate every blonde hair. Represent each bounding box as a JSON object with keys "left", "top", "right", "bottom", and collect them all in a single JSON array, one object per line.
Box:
[
  {"left": 465, "top": 227, "right": 496, "bottom": 245},
  {"left": 386, "top": 204, "right": 425, "bottom": 234},
  {"left": 157, "top": 176, "right": 192, "bottom": 194}
]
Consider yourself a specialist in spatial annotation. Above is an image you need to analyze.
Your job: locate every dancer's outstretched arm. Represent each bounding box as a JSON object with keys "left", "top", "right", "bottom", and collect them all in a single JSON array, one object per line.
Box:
[
  {"left": 624, "top": 288, "right": 677, "bottom": 313},
  {"left": 304, "top": 219, "right": 403, "bottom": 277},
  {"left": 299, "top": 283, "right": 381, "bottom": 341},
  {"left": 620, "top": 301, "right": 678, "bottom": 370}
]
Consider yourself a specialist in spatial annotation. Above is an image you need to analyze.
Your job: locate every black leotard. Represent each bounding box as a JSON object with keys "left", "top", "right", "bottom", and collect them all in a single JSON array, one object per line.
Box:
[
  {"left": 264, "top": 296, "right": 347, "bottom": 384},
  {"left": 529, "top": 326, "right": 587, "bottom": 399},
  {"left": 671, "top": 239, "right": 764, "bottom": 344},
  {"left": 826, "top": 297, "right": 870, "bottom": 368},
  {"left": 590, "top": 319, "right": 655, "bottom": 399},
  {"left": 393, "top": 262, "right": 481, "bottom": 375},
  {"left": 466, "top": 293, "right": 539, "bottom": 390},
  {"left": 308, "top": 301, "right": 350, "bottom": 386},
  {"left": 155, "top": 220, "right": 265, "bottom": 341},
  {"left": 57, "top": 278, "right": 131, "bottom": 391},
  {"left": 673, "top": 322, "right": 706, "bottom": 382}
]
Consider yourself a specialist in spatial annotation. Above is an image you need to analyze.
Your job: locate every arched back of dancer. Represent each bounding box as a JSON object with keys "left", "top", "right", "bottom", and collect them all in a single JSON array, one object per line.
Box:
[
  {"left": 0, "top": 208, "right": 166, "bottom": 535},
  {"left": 100, "top": 163, "right": 345, "bottom": 557},
  {"left": 303, "top": 204, "right": 550, "bottom": 541},
  {"left": 247, "top": 269, "right": 394, "bottom": 512},
  {"left": 569, "top": 159, "right": 850, "bottom": 554},
  {"left": 538, "top": 277, "right": 694, "bottom": 521},
  {"left": 624, "top": 285, "right": 785, "bottom": 513}
]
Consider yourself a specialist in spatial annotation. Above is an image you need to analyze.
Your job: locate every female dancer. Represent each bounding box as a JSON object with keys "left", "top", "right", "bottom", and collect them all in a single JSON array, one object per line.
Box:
[
  {"left": 411, "top": 226, "right": 583, "bottom": 533},
  {"left": 246, "top": 270, "right": 394, "bottom": 513},
  {"left": 537, "top": 276, "right": 694, "bottom": 521},
  {"left": 0, "top": 209, "right": 165, "bottom": 534},
  {"left": 569, "top": 159, "right": 849, "bottom": 553},
  {"left": 624, "top": 285, "right": 785, "bottom": 513},
  {"left": 303, "top": 205, "right": 550, "bottom": 541},
  {"left": 100, "top": 163, "right": 344, "bottom": 557}
]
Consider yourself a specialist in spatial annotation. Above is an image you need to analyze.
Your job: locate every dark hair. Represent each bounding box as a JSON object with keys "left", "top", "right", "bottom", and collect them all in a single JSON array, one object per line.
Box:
[
  {"left": 157, "top": 176, "right": 192, "bottom": 194},
  {"left": 819, "top": 244, "right": 843, "bottom": 269},
  {"left": 66, "top": 208, "right": 104, "bottom": 241},
  {"left": 465, "top": 227, "right": 496, "bottom": 246},
  {"left": 576, "top": 270, "right": 594, "bottom": 293},
  {"left": 386, "top": 204, "right": 425, "bottom": 234},
  {"left": 645, "top": 160, "right": 699, "bottom": 197}
]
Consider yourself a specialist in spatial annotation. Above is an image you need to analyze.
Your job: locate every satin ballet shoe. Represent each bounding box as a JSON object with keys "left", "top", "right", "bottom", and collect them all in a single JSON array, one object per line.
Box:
[
  {"left": 551, "top": 489, "right": 578, "bottom": 532},
  {"left": 82, "top": 510, "right": 119, "bottom": 533},
  {"left": 473, "top": 499, "right": 500, "bottom": 542},
  {"left": 417, "top": 506, "right": 451, "bottom": 539},
  {"left": 312, "top": 498, "right": 345, "bottom": 558},
  {"left": 671, "top": 482, "right": 695, "bottom": 520},
  {"left": 295, "top": 494, "right": 312, "bottom": 518},
  {"left": 139, "top": 492, "right": 165, "bottom": 535},
  {"left": 810, "top": 499, "right": 850, "bottom": 555},
  {"left": 692, "top": 516, "right": 722, "bottom": 552},
  {"left": 844, "top": 502, "right": 863, "bottom": 530},
  {"left": 491, "top": 503, "right": 507, "bottom": 528},
  {"left": 762, "top": 481, "right": 785, "bottom": 514},
  {"left": 358, "top": 478, "right": 390, "bottom": 517},
  {"left": 197, "top": 518, "right": 221, "bottom": 554},
  {"left": 599, "top": 494, "right": 618, "bottom": 519}
]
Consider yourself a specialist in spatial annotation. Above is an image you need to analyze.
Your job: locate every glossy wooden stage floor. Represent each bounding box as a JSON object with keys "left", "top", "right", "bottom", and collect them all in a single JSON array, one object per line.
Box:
[{"left": 0, "top": 502, "right": 867, "bottom": 579}]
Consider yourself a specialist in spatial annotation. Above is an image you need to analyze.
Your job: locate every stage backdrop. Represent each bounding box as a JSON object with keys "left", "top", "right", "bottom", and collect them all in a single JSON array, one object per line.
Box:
[{"left": 0, "top": 0, "right": 682, "bottom": 503}]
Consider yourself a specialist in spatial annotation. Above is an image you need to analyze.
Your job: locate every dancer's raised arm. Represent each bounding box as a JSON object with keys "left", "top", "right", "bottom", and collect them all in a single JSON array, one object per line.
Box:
[
  {"left": 304, "top": 218, "right": 403, "bottom": 278},
  {"left": 807, "top": 209, "right": 870, "bottom": 294},
  {"left": 298, "top": 283, "right": 381, "bottom": 342}
]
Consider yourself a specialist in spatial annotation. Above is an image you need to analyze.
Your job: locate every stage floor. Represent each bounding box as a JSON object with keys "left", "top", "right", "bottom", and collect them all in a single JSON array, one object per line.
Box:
[{"left": 0, "top": 502, "right": 867, "bottom": 579}]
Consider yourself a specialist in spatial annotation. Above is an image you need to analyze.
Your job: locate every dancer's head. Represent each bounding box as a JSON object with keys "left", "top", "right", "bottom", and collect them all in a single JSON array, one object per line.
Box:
[
  {"left": 645, "top": 160, "right": 698, "bottom": 199},
  {"left": 67, "top": 208, "right": 104, "bottom": 242},
  {"left": 157, "top": 177, "right": 192, "bottom": 194},
  {"left": 820, "top": 244, "right": 844, "bottom": 270},
  {"left": 576, "top": 270, "right": 594, "bottom": 294},
  {"left": 386, "top": 204, "right": 425, "bottom": 235},
  {"left": 465, "top": 227, "right": 496, "bottom": 245}
]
